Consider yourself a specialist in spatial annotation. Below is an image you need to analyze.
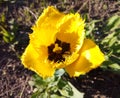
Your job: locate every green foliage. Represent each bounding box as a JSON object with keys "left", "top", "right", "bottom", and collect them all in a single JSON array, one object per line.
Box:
[
  {"left": 85, "top": 19, "right": 101, "bottom": 39},
  {"left": 29, "top": 69, "right": 84, "bottom": 98},
  {"left": 0, "top": 13, "right": 14, "bottom": 43},
  {"left": 0, "top": 25, "right": 14, "bottom": 43},
  {"left": 101, "top": 15, "right": 120, "bottom": 73},
  {"left": 103, "top": 15, "right": 120, "bottom": 32}
]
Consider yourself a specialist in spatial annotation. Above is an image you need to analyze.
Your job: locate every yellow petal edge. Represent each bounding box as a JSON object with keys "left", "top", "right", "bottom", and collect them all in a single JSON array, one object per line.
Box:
[
  {"left": 21, "top": 44, "right": 55, "bottom": 78},
  {"left": 65, "top": 39, "right": 105, "bottom": 77}
]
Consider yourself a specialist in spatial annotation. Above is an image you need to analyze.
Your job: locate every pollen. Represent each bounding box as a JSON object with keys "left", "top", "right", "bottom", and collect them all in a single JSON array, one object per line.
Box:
[{"left": 53, "top": 44, "right": 62, "bottom": 53}]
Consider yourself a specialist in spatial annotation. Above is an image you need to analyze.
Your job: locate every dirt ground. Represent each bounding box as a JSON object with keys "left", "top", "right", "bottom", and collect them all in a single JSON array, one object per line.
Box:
[{"left": 0, "top": 0, "right": 120, "bottom": 98}]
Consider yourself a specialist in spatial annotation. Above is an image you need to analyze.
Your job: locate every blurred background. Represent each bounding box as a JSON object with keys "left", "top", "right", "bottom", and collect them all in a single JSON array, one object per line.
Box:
[{"left": 0, "top": 0, "right": 120, "bottom": 98}]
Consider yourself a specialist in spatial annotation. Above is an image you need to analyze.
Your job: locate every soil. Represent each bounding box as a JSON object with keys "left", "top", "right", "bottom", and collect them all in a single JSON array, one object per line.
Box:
[
  {"left": 0, "top": 0, "right": 120, "bottom": 98},
  {"left": 70, "top": 68, "right": 120, "bottom": 98}
]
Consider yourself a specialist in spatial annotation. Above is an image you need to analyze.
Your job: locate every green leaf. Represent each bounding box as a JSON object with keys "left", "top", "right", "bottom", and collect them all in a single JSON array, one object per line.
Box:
[
  {"left": 109, "top": 35, "right": 117, "bottom": 47},
  {"left": 50, "top": 94, "right": 65, "bottom": 98},
  {"left": 105, "top": 15, "right": 120, "bottom": 32},
  {"left": 59, "top": 89, "right": 70, "bottom": 97},
  {"left": 57, "top": 79, "right": 67, "bottom": 89},
  {"left": 1, "top": 13, "right": 5, "bottom": 22},
  {"left": 101, "top": 60, "right": 120, "bottom": 73},
  {"left": 0, "top": 26, "right": 14, "bottom": 43},
  {"left": 3, "top": 36, "right": 10, "bottom": 43},
  {"left": 31, "top": 91, "right": 40, "bottom": 98},
  {"left": 68, "top": 82, "right": 84, "bottom": 98},
  {"left": 85, "top": 20, "right": 96, "bottom": 36},
  {"left": 58, "top": 80, "right": 73, "bottom": 97},
  {"left": 28, "top": 80, "right": 35, "bottom": 86},
  {"left": 109, "top": 63, "right": 120, "bottom": 71},
  {"left": 0, "top": 26, "right": 10, "bottom": 37}
]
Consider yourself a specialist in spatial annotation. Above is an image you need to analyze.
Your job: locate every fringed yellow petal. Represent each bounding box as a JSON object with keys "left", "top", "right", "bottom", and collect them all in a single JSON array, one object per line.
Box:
[
  {"left": 21, "top": 44, "right": 55, "bottom": 78},
  {"left": 65, "top": 39, "right": 105, "bottom": 77},
  {"left": 30, "top": 6, "right": 65, "bottom": 47},
  {"left": 56, "top": 13, "right": 85, "bottom": 52}
]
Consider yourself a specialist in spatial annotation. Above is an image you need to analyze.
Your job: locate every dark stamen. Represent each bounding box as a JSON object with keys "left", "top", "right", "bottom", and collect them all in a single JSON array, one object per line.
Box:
[
  {"left": 55, "top": 39, "right": 61, "bottom": 46},
  {"left": 54, "top": 53, "right": 65, "bottom": 62},
  {"left": 62, "top": 42, "right": 70, "bottom": 53},
  {"left": 48, "top": 44, "right": 54, "bottom": 54},
  {"left": 48, "top": 39, "right": 71, "bottom": 63},
  {"left": 48, "top": 53, "right": 55, "bottom": 61}
]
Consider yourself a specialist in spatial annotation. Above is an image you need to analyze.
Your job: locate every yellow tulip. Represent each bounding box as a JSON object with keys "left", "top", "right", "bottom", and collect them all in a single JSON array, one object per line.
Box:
[{"left": 21, "top": 6, "right": 105, "bottom": 78}]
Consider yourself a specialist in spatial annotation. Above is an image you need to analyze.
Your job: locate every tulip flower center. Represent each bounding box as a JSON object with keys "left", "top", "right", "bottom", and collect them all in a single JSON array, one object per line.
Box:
[{"left": 48, "top": 39, "right": 71, "bottom": 63}]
